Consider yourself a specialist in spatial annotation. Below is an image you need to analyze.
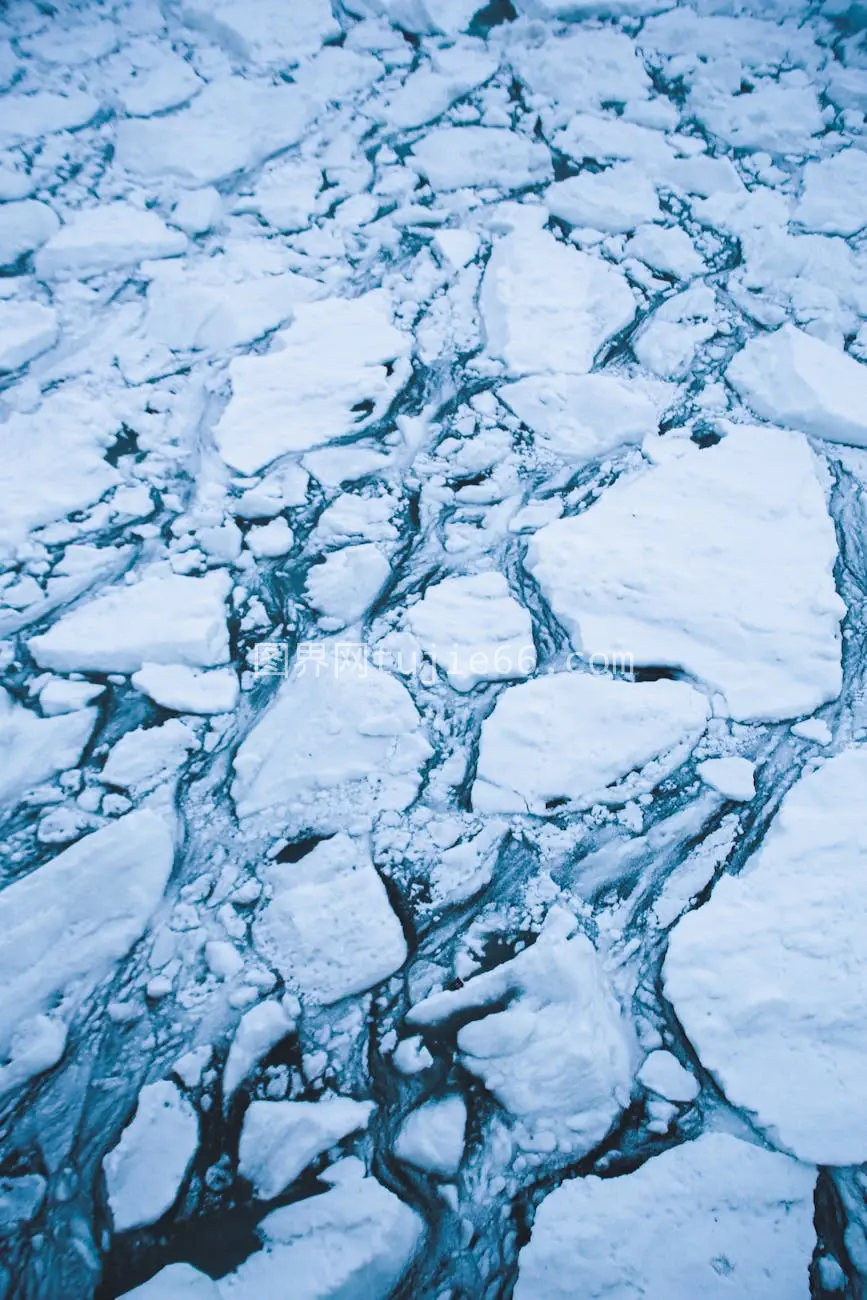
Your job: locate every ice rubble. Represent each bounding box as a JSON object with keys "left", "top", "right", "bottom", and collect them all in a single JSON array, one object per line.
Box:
[
  {"left": 514, "top": 1133, "right": 816, "bottom": 1300},
  {"left": 0, "top": 812, "right": 174, "bottom": 1095},
  {"left": 473, "top": 673, "right": 709, "bottom": 815},
  {"left": 665, "top": 749, "right": 867, "bottom": 1166},
  {"left": 526, "top": 425, "right": 844, "bottom": 721},
  {"left": 253, "top": 834, "right": 408, "bottom": 1005},
  {"left": 103, "top": 1081, "right": 199, "bottom": 1233},
  {"left": 232, "top": 648, "right": 431, "bottom": 833},
  {"left": 409, "top": 909, "right": 635, "bottom": 1154}
]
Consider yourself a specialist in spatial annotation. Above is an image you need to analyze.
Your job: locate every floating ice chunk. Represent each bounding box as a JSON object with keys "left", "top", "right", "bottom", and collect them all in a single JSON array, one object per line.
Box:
[
  {"left": 499, "top": 373, "right": 658, "bottom": 461},
  {"left": 510, "top": 29, "right": 652, "bottom": 114},
  {"left": 103, "top": 1081, "right": 199, "bottom": 1233},
  {"left": 118, "top": 1264, "right": 219, "bottom": 1300},
  {"left": 625, "top": 224, "right": 704, "bottom": 279},
  {"left": 239, "top": 159, "right": 323, "bottom": 233},
  {"left": 233, "top": 648, "right": 430, "bottom": 833},
  {"left": 34, "top": 204, "right": 187, "bottom": 281},
  {"left": 131, "top": 663, "right": 239, "bottom": 715},
  {"left": 0, "top": 388, "right": 120, "bottom": 557},
  {"left": 376, "top": 47, "right": 497, "bottom": 130},
  {"left": 0, "top": 91, "right": 100, "bottom": 147},
  {"left": 637, "top": 1050, "right": 699, "bottom": 1102},
  {"left": 526, "top": 425, "right": 844, "bottom": 721},
  {"left": 544, "top": 164, "right": 661, "bottom": 233},
  {"left": 634, "top": 318, "right": 713, "bottom": 379},
  {"left": 313, "top": 493, "right": 398, "bottom": 546},
  {"left": 218, "top": 1174, "right": 423, "bottom": 1299},
  {"left": 433, "top": 228, "right": 480, "bottom": 269},
  {"left": 689, "top": 82, "right": 823, "bottom": 155},
  {"left": 409, "top": 126, "right": 551, "bottom": 192},
  {"left": 392, "top": 1037, "right": 433, "bottom": 1075},
  {"left": 21, "top": 17, "right": 118, "bottom": 64},
  {"left": 666, "top": 748, "right": 867, "bottom": 1165},
  {"left": 245, "top": 518, "right": 294, "bottom": 559},
  {"left": 793, "top": 149, "right": 867, "bottom": 237},
  {"left": 409, "top": 910, "right": 634, "bottom": 1153},
  {"left": 38, "top": 679, "right": 104, "bottom": 716},
  {"left": 115, "top": 79, "right": 310, "bottom": 187},
  {"left": 481, "top": 229, "right": 635, "bottom": 376},
  {"left": 697, "top": 756, "right": 755, "bottom": 801},
  {"left": 394, "top": 1096, "right": 466, "bottom": 1177},
  {"left": 514, "top": 1133, "right": 815, "bottom": 1300},
  {"left": 0, "top": 300, "right": 58, "bottom": 371},
  {"left": 553, "top": 113, "right": 676, "bottom": 174},
  {"left": 791, "top": 717, "right": 832, "bottom": 745},
  {"left": 181, "top": 0, "right": 339, "bottom": 66},
  {"left": 0, "top": 200, "right": 60, "bottom": 265},
  {"left": 0, "top": 688, "right": 95, "bottom": 807},
  {"left": 0, "top": 812, "right": 174, "bottom": 1093},
  {"left": 522, "top": 0, "right": 671, "bottom": 13},
  {"left": 101, "top": 719, "right": 200, "bottom": 795},
  {"left": 215, "top": 292, "right": 410, "bottom": 473},
  {"left": 29, "top": 570, "right": 231, "bottom": 674},
  {"left": 727, "top": 324, "right": 867, "bottom": 450},
  {"left": 239, "top": 1097, "right": 374, "bottom": 1199},
  {"left": 302, "top": 445, "right": 391, "bottom": 487},
  {"left": 305, "top": 544, "right": 391, "bottom": 629},
  {"left": 106, "top": 39, "right": 203, "bottom": 116},
  {"left": 170, "top": 188, "right": 222, "bottom": 236},
  {"left": 253, "top": 834, "right": 408, "bottom": 1004},
  {"left": 223, "top": 999, "right": 297, "bottom": 1106},
  {"left": 143, "top": 257, "right": 320, "bottom": 354},
  {"left": 473, "top": 674, "right": 708, "bottom": 815},
  {"left": 405, "top": 572, "right": 536, "bottom": 691}
]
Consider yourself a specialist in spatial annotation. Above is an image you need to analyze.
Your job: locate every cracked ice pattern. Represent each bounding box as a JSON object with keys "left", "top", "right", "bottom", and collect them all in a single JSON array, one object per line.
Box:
[{"left": 1, "top": 0, "right": 867, "bottom": 1298}]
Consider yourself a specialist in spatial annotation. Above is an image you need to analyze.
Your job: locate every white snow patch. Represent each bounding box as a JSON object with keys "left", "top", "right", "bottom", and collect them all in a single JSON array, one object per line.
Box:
[{"left": 637, "top": 1050, "right": 699, "bottom": 1103}]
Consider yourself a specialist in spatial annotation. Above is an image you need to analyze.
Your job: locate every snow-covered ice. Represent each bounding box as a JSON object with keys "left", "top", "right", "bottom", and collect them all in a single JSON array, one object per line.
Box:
[
  {"left": 473, "top": 673, "right": 709, "bottom": 814},
  {"left": 665, "top": 748, "right": 867, "bottom": 1165},
  {"left": 103, "top": 1081, "right": 199, "bottom": 1233},
  {"left": 253, "top": 834, "right": 408, "bottom": 1005},
  {"left": 3, "top": 0, "right": 866, "bottom": 1292},
  {"left": 514, "top": 1133, "right": 816, "bottom": 1299},
  {"left": 526, "top": 425, "right": 844, "bottom": 721}
]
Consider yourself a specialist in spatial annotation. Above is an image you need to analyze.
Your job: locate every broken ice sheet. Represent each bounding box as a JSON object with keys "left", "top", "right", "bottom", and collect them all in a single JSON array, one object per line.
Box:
[{"left": 2, "top": 0, "right": 866, "bottom": 1294}]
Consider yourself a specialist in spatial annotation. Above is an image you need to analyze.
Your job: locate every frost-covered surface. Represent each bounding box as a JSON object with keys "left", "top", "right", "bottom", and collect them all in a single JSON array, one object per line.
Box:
[{"left": 3, "top": 0, "right": 867, "bottom": 1296}]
